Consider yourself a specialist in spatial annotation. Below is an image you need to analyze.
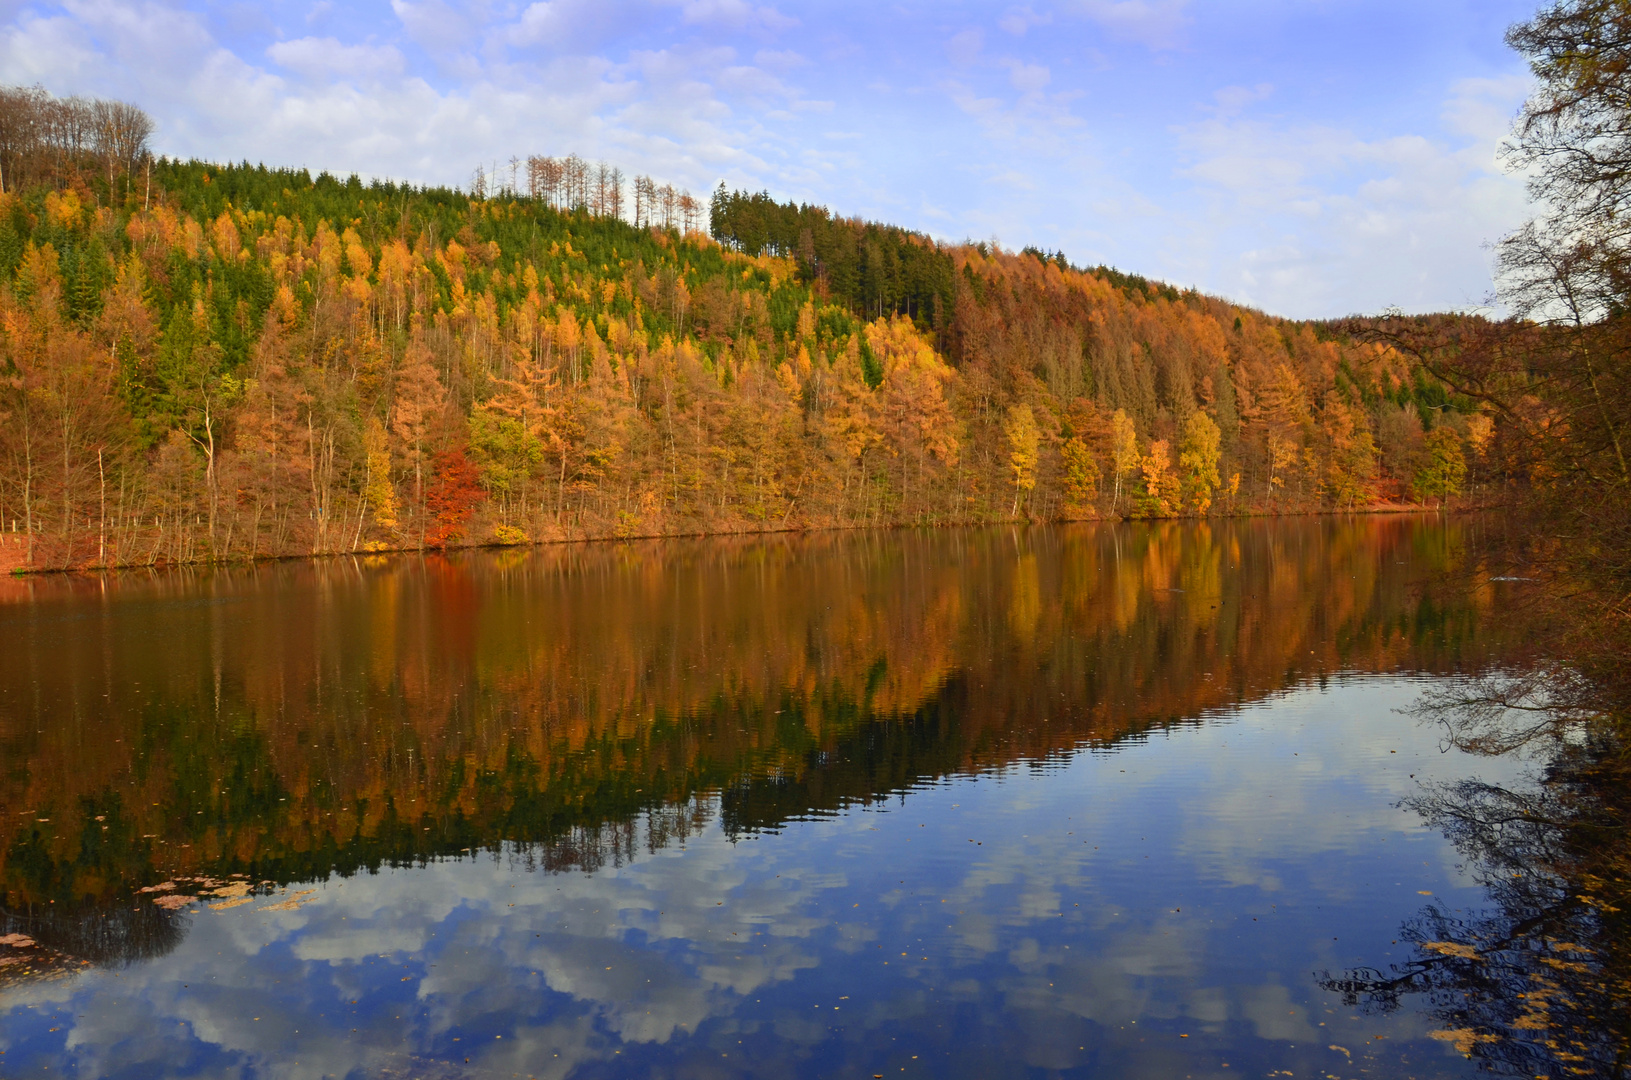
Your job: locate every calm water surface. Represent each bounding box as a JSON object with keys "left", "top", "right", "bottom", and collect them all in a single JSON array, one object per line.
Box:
[{"left": 0, "top": 519, "right": 1541, "bottom": 1078}]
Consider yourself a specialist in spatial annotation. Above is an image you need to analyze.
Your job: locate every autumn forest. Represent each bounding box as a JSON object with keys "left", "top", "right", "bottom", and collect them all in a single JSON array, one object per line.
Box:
[{"left": 0, "top": 85, "right": 1496, "bottom": 572}]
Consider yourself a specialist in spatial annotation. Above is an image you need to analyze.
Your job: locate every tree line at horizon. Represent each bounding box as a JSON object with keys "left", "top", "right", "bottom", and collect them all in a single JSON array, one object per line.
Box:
[{"left": 0, "top": 86, "right": 1500, "bottom": 571}]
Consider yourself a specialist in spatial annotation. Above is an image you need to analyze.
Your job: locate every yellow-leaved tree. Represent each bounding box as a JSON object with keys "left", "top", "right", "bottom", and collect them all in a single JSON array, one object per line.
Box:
[
  {"left": 1061, "top": 436, "right": 1100, "bottom": 517},
  {"left": 363, "top": 417, "right": 398, "bottom": 532},
  {"left": 1178, "top": 411, "right": 1222, "bottom": 515},
  {"left": 1109, "top": 409, "right": 1140, "bottom": 516},
  {"left": 1138, "top": 439, "right": 1175, "bottom": 517},
  {"left": 868, "top": 316, "right": 960, "bottom": 514},
  {"left": 1004, "top": 403, "right": 1040, "bottom": 517},
  {"left": 1413, "top": 427, "right": 1466, "bottom": 509}
]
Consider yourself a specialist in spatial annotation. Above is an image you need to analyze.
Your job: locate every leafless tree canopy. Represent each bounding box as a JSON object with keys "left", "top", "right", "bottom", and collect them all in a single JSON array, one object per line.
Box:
[
  {"left": 1495, "top": 3, "right": 1631, "bottom": 561},
  {"left": 1499, "top": 2, "right": 1631, "bottom": 323},
  {"left": 0, "top": 84, "right": 153, "bottom": 195},
  {"left": 520, "top": 153, "right": 701, "bottom": 232},
  {"left": 1507, "top": 3, "right": 1631, "bottom": 232}
]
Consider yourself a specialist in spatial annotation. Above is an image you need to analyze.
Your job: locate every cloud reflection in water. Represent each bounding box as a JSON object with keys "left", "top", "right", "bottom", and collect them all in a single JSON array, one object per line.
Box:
[
  {"left": 2, "top": 682, "right": 1519, "bottom": 1079},
  {"left": 0, "top": 519, "right": 1540, "bottom": 1077}
]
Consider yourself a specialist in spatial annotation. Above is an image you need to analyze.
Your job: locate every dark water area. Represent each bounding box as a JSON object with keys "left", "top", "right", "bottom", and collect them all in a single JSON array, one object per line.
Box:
[{"left": 0, "top": 517, "right": 1548, "bottom": 1078}]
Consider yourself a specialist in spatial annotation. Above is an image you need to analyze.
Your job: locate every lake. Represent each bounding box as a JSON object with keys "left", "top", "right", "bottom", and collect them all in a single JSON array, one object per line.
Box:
[{"left": 0, "top": 518, "right": 1543, "bottom": 1078}]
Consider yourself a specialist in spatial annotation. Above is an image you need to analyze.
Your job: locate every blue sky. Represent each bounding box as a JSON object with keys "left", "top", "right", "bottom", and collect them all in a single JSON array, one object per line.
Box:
[{"left": 1, "top": 0, "right": 1540, "bottom": 317}]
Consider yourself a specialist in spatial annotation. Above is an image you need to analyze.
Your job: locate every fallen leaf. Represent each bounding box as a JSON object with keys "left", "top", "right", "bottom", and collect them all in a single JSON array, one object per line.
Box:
[
  {"left": 259, "top": 889, "right": 317, "bottom": 913},
  {"left": 1429, "top": 1028, "right": 1499, "bottom": 1054}
]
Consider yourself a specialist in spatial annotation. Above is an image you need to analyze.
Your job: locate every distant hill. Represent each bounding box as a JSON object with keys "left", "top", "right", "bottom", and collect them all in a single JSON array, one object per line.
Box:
[{"left": 0, "top": 89, "right": 1502, "bottom": 569}]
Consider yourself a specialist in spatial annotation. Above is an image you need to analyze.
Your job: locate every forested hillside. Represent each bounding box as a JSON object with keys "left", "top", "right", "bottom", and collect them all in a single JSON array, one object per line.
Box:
[{"left": 0, "top": 88, "right": 1499, "bottom": 570}]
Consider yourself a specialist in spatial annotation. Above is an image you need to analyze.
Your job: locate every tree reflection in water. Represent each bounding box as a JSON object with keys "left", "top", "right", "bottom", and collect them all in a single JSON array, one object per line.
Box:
[
  {"left": 0, "top": 515, "right": 1550, "bottom": 1047},
  {"left": 1323, "top": 668, "right": 1631, "bottom": 1078}
]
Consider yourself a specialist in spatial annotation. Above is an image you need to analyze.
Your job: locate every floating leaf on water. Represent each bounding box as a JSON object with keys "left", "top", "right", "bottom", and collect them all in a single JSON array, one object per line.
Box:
[
  {"left": 1429, "top": 1028, "right": 1500, "bottom": 1054},
  {"left": 1546, "top": 941, "right": 1592, "bottom": 954},
  {"left": 259, "top": 889, "right": 317, "bottom": 912}
]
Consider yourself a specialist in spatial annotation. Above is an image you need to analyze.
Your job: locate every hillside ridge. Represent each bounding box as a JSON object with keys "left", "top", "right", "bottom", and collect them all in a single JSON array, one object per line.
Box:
[{"left": 0, "top": 91, "right": 1500, "bottom": 570}]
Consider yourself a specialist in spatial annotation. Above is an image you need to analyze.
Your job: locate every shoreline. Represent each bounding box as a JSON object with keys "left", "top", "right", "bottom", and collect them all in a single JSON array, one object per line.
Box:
[{"left": 1, "top": 501, "right": 1499, "bottom": 579}]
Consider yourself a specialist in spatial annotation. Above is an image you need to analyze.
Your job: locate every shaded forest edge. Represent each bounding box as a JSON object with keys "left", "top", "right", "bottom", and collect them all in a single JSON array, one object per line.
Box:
[
  {"left": 1312, "top": 3, "right": 1631, "bottom": 1076},
  {"left": 0, "top": 88, "right": 1505, "bottom": 574}
]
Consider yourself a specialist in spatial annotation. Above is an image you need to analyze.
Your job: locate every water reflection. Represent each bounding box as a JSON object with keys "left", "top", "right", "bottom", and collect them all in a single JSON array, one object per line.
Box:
[
  {"left": 0, "top": 517, "right": 1540, "bottom": 1077},
  {"left": 1324, "top": 671, "right": 1631, "bottom": 1078}
]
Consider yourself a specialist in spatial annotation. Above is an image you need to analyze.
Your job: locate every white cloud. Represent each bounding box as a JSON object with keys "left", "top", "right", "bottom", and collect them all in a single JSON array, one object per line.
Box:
[
  {"left": 752, "top": 47, "right": 806, "bottom": 71},
  {"left": 388, "top": 0, "right": 474, "bottom": 55},
  {"left": 1078, "top": 0, "right": 1191, "bottom": 50},
  {"left": 1443, "top": 73, "right": 1530, "bottom": 144},
  {"left": 265, "top": 37, "right": 405, "bottom": 81},
  {"left": 715, "top": 62, "right": 789, "bottom": 97},
  {"left": 677, "top": 0, "right": 796, "bottom": 34},
  {"left": 1006, "top": 60, "right": 1051, "bottom": 95},
  {"left": 502, "top": 0, "right": 617, "bottom": 49},
  {"left": 506, "top": 1, "right": 571, "bottom": 47},
  {"left": 1165, "top": 81, "right": 1532, "bottom": 315},
  {"left": 0, "top": 11, "right": 100, "bottom": 85},
  {"left": 0, "top": 0, "right": 802, "bottom": 198},
  {"left": 1211, "top": 82, "right": 1272, "bottom": 117},
  {"left": 999, "top": 6, "right": 1053, "bottom": 36},
  {"left": 946, "top": 28, "right": 983, "bottom": 67}
]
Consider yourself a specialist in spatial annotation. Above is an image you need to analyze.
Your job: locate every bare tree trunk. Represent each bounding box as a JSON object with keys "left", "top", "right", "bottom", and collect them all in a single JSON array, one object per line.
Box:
[
  {"left": 179, "top": 387, "right": 221, "bottom": 559},
  {"left": 414, "top": 443, "right": 425, "bottom": 551},
  {"left": 558, "top": 445, "right": 568, "bottom": 524},
  {"left": 97, "top": 447, "right": 105, "bottom": 567},
  {"left": 1581, "top": 345, "right": 1630, "bottom": 485},
  {"left": 59, "top": 399, "right": 76, "bottom": 566},
  {"left": 204, "top": 404, "right": 217, "bottom": 556},
  {"left": 21, "top": 399, "right": 34, "bottom": 570},
  {"left": 220, "top": 506, "right": 235, "bottom": 561},
  {"left": 352, "top": 455, "right": 370, "bottom": 551}
]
